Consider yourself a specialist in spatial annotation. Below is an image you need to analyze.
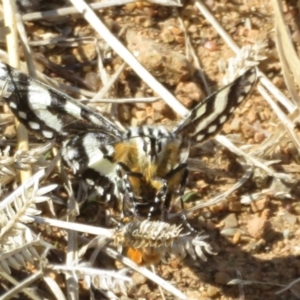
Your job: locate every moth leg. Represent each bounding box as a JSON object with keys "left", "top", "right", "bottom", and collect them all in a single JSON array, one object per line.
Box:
[
  {"left": 116, "top": 162, "right": 143, "bottom": 220},
  {"left": 166, "top": 164, "right": 197, "bottom": 233},
  {"left": 149, "top": 177, "right": 168, "bottom": 220},
  {"left": 178, "top": 169, "right": 198, "bottom": 233}
]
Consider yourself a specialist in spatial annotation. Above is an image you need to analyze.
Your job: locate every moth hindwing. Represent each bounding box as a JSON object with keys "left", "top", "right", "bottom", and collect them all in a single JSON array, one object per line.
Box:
[
  {"left": 0, "top": 63, "right": 256, "bottom": 224},
  {"left": 173, "top": 67, "right": 257, "bottom": 144}
]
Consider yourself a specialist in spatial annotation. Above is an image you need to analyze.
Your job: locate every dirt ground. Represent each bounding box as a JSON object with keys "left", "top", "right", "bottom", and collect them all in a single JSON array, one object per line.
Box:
[{"left": 2, "top": 0, "right": 300, "bottom": 299}]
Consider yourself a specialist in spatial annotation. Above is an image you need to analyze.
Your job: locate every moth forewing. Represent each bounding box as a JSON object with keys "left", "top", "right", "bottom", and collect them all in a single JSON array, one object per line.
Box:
[{"left": 0, "top": 62, "right": 122, "bottom": 140}]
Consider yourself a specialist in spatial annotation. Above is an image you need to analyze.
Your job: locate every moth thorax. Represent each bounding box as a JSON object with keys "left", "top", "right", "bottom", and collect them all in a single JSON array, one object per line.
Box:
[{"left": 140, "top": 136, "right": 165, "bottom": 162}]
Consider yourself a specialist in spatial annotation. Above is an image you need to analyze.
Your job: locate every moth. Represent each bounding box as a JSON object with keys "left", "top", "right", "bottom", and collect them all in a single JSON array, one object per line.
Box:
[{"left": 0, "top": 63, "right": 256, "bottom": 228}]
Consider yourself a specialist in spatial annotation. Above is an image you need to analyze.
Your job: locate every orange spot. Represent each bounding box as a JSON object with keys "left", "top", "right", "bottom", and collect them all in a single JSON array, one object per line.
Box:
[
  {"left": 127, "top": 248, "right": 143, "bottom": 265},
  {"left": 127, "top": 247, "right": 162, "bottom": 266}
]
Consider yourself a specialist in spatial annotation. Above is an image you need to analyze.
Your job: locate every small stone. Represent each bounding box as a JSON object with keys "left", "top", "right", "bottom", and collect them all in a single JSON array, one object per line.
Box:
[
  {"left": 135, "top": 16, "right": 153, "bottom": 27},
  {"left": 261, "top": 208, "right": 270, "bottom": 219},
  {"left": 247, "top": 110, "right": 257, "bottom": 123},
  {"left": 220, "top": 227, "right": 239, "bottom": 237},
  {"left": 254, "top": 132, "right": 265, "bottom": 143},
  {"left": 185, "top": 290, "right": 203, "bottom": 300},
  {"left": 72, "top": 43, "right": 96, "bottom": 62},
  {"left": 135, "top": 103, "right": 147, "bottom": 111},
  {"left": 3, "top": 124, "right": 16, "bottom": 138},
  {"left": 160, "top": 30, "right": 175, "bottom": 43},
  {"left": 204, "top": 40, "right": 218, "bottom": 51},
  {"left": 188, "top": 24, "right": 198, "bottom": 33},
  {"left": 48, "top": 54, "right": 62, "bottom": 65},
  {"left": 206, "top": 285, "right": 219, "bottom": 297},
  {"left": 247, "top": 216, "right": 268, "bottom": 239},
  {"left": 214, "top": 271, "right": 231, "bottom": 285},
  {"left": 135, "top": 110, "right": 147, "bottom": 121},
  {"left": 124, "top": 2, "right": 137, "bottom": 11},
  {"left": 232, "top": 231, "right": 241, "bottom": 244},
  {"left": 272, "top": 76, "right": 285, "bottom": 89},
  {"left": 85, "top": 71, "right": 99, "bottom": 90},
  {"left": 175, "top": 81, "right": 204, "bottom": 108},
  {"left": 170, "top": 27, "right": 183, "bottom": 36},
  {"left": 152, "top": 100, "right": 168, "bottom": 113},
  {"left": 132, "top": 271, "right": 147, "bottom": 285},
  {"left": 281, "top": 212, "right": 297, "bottom": 225},
  {"left": 250, "top": 197, "right": 269, "bottom": 212},
  {"left": 228, "top": 117, "right": 241, "bottom": 132},
  {"left": 222, "top": 213, "right": 238, "bottom": 228},
  {"left": 241, "top": 122, "right": 255, "bottom": 138},
  {"left": 228, "top": 201, "right": 241, "bottom": 212},
  {"left": 152, "top": 112, "right": 164, "bottom": 122}
]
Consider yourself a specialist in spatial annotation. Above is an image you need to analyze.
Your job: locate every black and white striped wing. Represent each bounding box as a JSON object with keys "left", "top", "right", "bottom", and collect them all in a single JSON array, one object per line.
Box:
[
  {"left": 173, "top": 68, "right": 257, "bottom": 143},
  {"left": 0, "top": 63, "right": 122, "bottom": 141}
]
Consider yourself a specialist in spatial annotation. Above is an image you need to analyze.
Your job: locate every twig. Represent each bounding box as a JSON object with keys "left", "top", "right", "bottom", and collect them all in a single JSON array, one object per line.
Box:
[
  {"left": 86, "top": 96, "right": 160, "bottom": 103},
  {"left": 0, "top": 272, "right": 41, "bottom": 300},
  {"left": 92, "top": 63, "right": 126, "bottom": 100},
  {"left": 0, "top": 271, "right": 43, "bottom": 300},
  {"left": 3, "top": 0, "right": 31, "bottom": 183},
  {"left": 32, "top": 216, "right": 113, "bottom": 237}
]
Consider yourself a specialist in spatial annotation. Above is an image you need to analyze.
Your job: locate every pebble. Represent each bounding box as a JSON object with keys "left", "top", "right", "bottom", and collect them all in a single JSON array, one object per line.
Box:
[
  {"left": 247, "top": 110, "right": 257, "bottom": 124},
  {"left": 132, "top": 271, "right": 147, "bottom": 285},
  {"left": 240, "top": 122, "right": 255, "bottom": 138},
  {"left": 250, "top": 197, "right": 268, "bottom": 212},
  {"left": 222, "top": 213, "right": 238, "bottom": 228},
  {"left": 185, "top": 290, "right": 203, "bottom": 300},
  {"left": 214, "top": 271, "right": 231, "bottom": 284},
  {"left": 206, "top": 285, "right": 219, "bottom": 297},
  {"left": 204, "top": 40, "right": 218, "bottom": 51},
  {"left": 72, "top": 43, "right": 96, "bottom": 63},
  {"left": 281, "top": 212, "right": 297, "bottom": 225},
  {"left": 85, "top": 71, "right": 99, "bottom": 89},
  {"left": 220, "top": 227, "right": 239, "bottom": 237},
  {"left": 254, "top": 132, "right": 265, "bottom": 143},
  {"left": 134, "top": 16, "right": 153, "bottom": 28},
  {"left": 160, "top": 30, "right": 175, "bottom": 43},
  {"left": 3, "top": 125, "right": 16, "bottom": 138},
  {"left": 232, "top": 231, "right": 241, "bottom": 244},
  {"left": 175, "top": 81, "right": 204, "bottom": 108},
  {"left": 228, "top": 117, "right": 241, "bottom": 132},
  {"left": 247, "top": 216, "right": 268, "bottom": 239},
  {"left": 135, "top": 110, "right": 147, "bottom": 121},
  {"left": 228, "top": 201, "right": 241, "bottom": 212},
  {"left": 152, "top": 100, "right": 168, "bottom": 113}
]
